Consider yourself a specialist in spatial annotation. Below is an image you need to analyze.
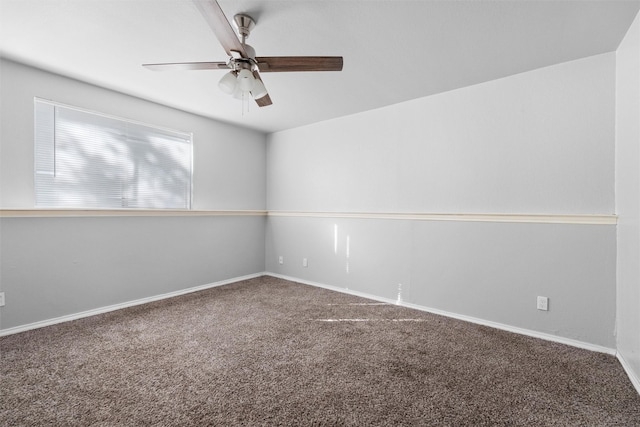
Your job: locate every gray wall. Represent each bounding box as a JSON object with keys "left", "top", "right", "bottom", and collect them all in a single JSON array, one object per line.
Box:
[
  {"left": 266, "top": 216, "right": 616, "bottom": 347},
  {"left": 1, "top": 215, "right": 265, "bottom": 329},
  {"left": 266, "top": 53, "right": 618, "bottom": 348},
  {"left": 615, "top": 11, "right": 640, "bottom": 386},
  {"left": 0, "top": 59, "right": 267, "bottom": 331}
]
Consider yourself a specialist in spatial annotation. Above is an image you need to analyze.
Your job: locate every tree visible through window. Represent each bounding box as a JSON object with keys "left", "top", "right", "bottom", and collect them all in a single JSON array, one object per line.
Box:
[{"left": 34, "top": 99, "right": 192, "bottom": 209}]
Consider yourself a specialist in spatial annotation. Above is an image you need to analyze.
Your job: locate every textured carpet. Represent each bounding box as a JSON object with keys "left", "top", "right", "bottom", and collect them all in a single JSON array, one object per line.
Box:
[{"left": 1, "top": 276, "right": 639, "bottom": 426}]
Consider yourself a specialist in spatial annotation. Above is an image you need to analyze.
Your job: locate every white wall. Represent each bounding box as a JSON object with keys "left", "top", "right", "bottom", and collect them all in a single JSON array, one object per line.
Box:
[
  {"left": 268, "top": 53, "right": 614, "bottom": 215},
  {"left": 266, "top": 53, "right": 617, "bottom": 348},
  {"left": 0, "top": 59, "right": 267, "bottom": 330},
  {"left": 0, "top": 59, "right": 266, "bottom": 211},
  {"left": 616, "top": 11, "right": 640, "bottom": 388}
]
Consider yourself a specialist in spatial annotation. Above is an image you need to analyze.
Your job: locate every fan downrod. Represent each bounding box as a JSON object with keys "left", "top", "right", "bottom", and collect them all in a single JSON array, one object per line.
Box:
[{"left": 234, "top": 14, "right": 255, "bottom": 42}]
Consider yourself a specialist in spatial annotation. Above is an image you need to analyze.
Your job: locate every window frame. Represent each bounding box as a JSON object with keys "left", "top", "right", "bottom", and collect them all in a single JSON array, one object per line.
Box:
[{"left": 33, "top": 98, "right": 194, "bottom": 210}]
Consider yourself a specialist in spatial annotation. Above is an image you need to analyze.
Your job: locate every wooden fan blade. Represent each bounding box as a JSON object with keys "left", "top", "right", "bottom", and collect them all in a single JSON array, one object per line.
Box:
[
  {"left": 252, "top": 70, "right": 272, "bottom": 107},
  {"left": 255, "top": 93, "right": 272, "bottom": 107},
  {"left": 192, "top": 0, "right": 247, "bottom": 58},
  {"left": 143, "top": 62, "right": 230, "bottom": 71},
  {"left": 256, "top": 56, "right": 343, "bottom": 72}
]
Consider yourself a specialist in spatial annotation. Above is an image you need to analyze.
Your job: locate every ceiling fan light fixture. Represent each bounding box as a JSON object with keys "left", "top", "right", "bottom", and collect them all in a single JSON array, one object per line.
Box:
[
  {"left": 237, "top": 68, "right": 255, "bottom": 91},
  {"left": 232, "top": 84, "right": 250, "bottom": 100},
  {"left": 144, "top": 4, "right": 341, "bottom": 109},
  {"left": 218, "top": 71, "right": 237, "bottom": 94}
]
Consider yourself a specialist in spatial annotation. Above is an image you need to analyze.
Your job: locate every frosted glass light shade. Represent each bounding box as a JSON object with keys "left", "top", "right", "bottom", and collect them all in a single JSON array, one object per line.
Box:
[
  {"left": 251, "top": 78, "right": 268, "bottom": 99},
  {"left": 237, "top": 69, "right": 255, "bottom": 91},
  {"left": 218, "top": 72, "right": 237, "bottom": 94},
  {"left": 232, "top": 85, "right": 248, "bottom": 100}
]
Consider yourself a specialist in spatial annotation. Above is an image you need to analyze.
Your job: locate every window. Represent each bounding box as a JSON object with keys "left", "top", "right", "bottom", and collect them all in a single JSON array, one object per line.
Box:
[{"left": 34, "top": 99, "right": 192, "bottom": 209}]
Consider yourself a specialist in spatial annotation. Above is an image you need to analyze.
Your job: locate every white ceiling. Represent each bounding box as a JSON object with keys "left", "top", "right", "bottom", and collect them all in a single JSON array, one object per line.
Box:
[{"left": 1, "top": 0, "right": 639, "bottom": 133}]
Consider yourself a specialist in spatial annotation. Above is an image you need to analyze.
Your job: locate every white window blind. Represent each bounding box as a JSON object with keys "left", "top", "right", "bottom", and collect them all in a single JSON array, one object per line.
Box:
[{"left": 34, "top": 99, "right": 192, "bottom": 209}]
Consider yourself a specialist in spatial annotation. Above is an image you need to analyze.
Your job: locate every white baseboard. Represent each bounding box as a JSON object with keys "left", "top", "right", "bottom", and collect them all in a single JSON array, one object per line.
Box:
[
  {"left": 0, "top": 272, "right": 267, "bottom": 337},
  {"left": 267, "top": 273, "right": 617, "bottom": 356},
  {"left": 1, "top": 270, "right": 620, "bottom": 358},
  {"left": 617, "top": 352, "right": 640, "bottom": 395}
]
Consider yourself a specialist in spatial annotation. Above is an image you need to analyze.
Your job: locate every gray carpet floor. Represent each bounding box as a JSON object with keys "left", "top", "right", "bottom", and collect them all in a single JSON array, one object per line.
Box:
[{"left": 1, "top": 276, "right": 639, "bottom": 426}]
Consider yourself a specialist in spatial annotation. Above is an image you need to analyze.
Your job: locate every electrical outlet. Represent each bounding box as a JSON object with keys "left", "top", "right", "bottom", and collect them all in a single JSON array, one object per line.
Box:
[
  {"left": 278, "top": 256, "right": 284, "bottom": 265},
  {"left": 303, "top": 258, "right": 308, "bottom": 267},
  {"left": 537, "top": 296, "right": 549, "bottom": 311},
  {"left": 0, "top": 292, "right": 5, "bottom": 307}
]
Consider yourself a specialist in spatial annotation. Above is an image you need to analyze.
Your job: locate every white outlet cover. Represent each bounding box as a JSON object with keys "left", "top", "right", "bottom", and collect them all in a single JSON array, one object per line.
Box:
[{"left": 537, "top": 296, "right": 549, "bottom": 311}]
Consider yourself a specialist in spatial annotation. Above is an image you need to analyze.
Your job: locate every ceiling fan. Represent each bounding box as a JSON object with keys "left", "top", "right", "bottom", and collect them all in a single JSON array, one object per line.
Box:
[{"left": 142, "top": 0, "right": 343, "bottom": 107}]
